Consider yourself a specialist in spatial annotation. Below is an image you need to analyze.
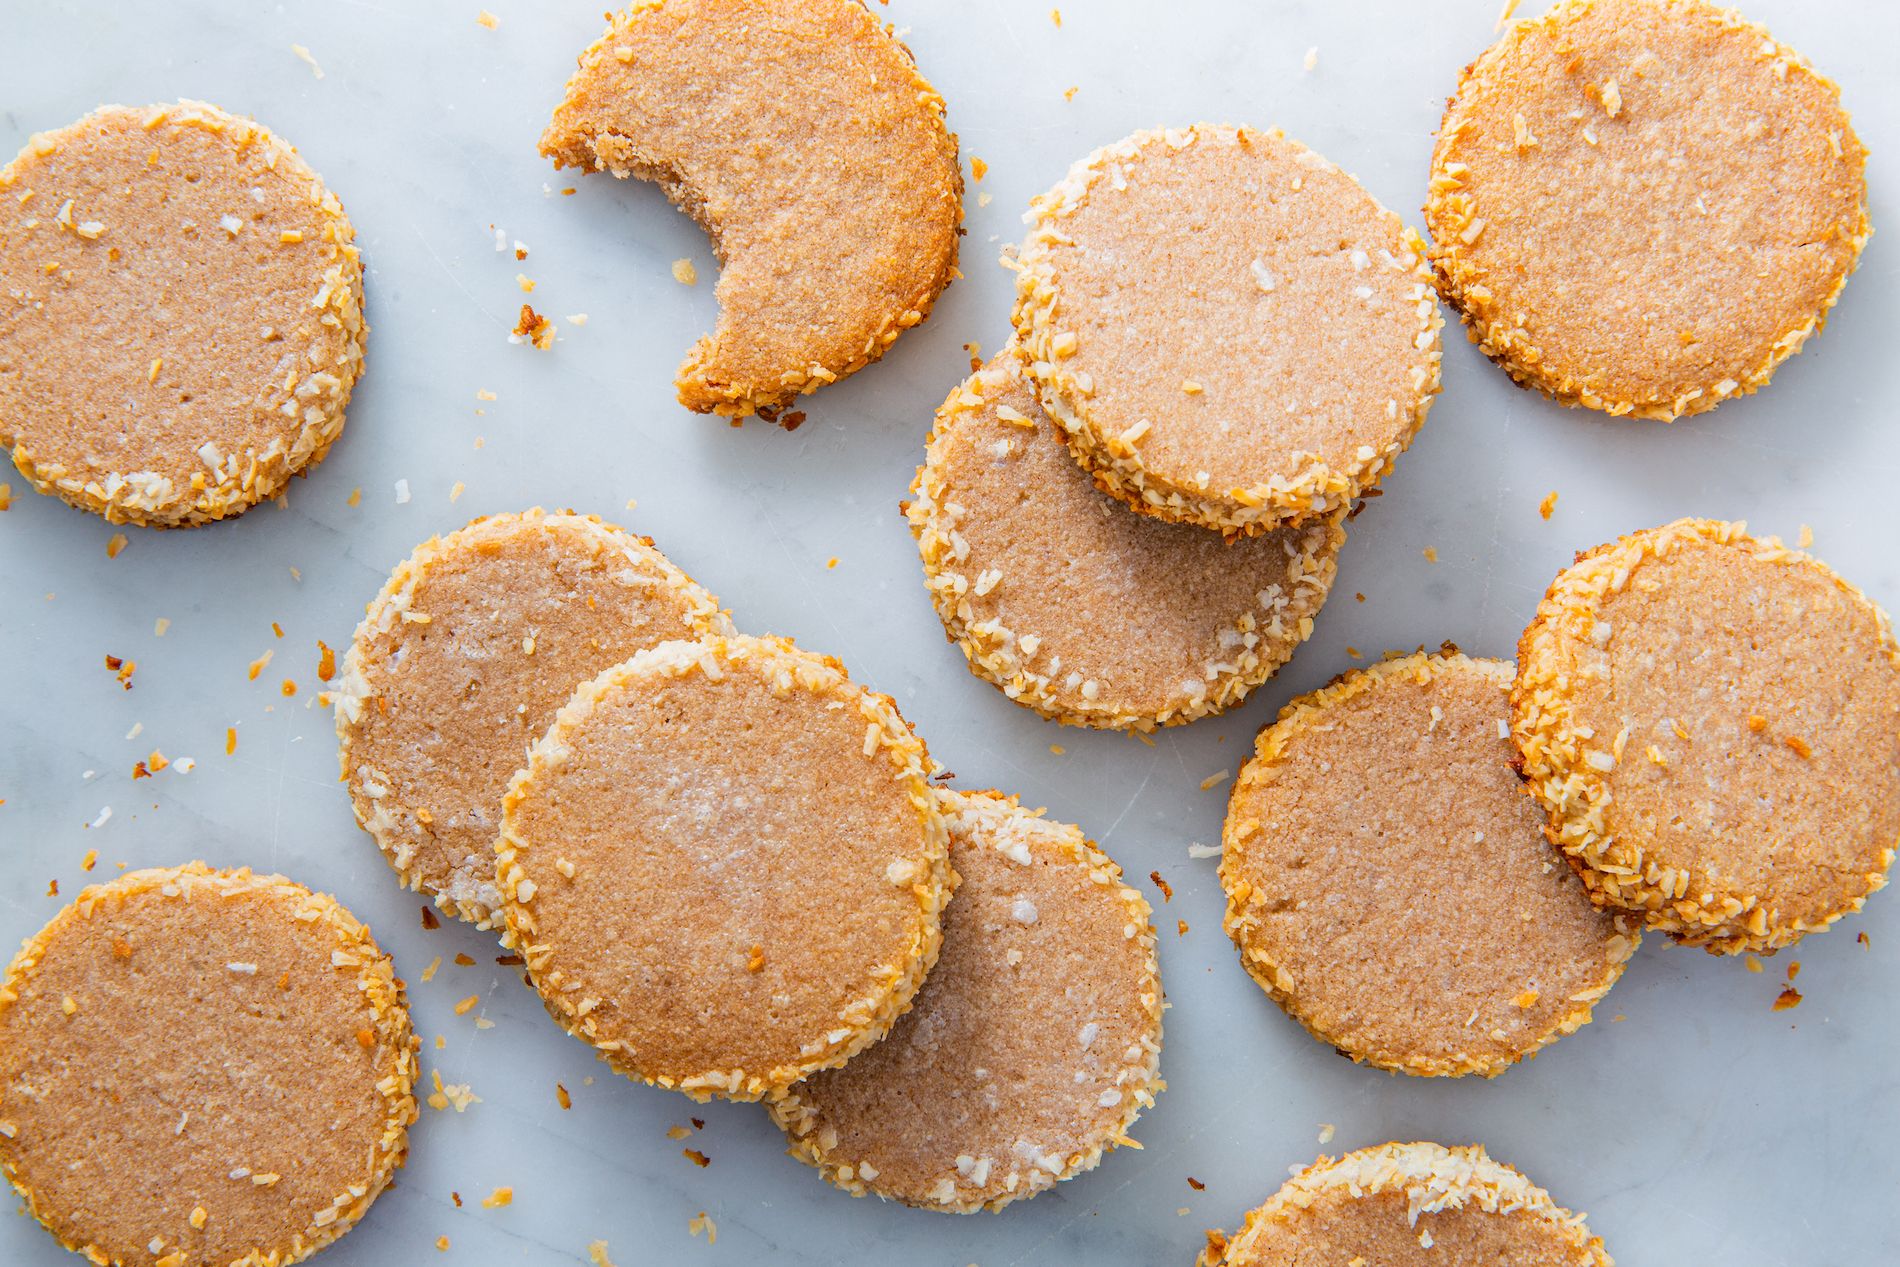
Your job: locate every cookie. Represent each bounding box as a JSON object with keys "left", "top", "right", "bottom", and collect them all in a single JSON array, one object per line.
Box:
[
  {"left": 0, "top": 864, "right": 417, "bottom": 1267},
  {"left": 1221, "top": 651, "right": 1635, "bottom": 1076},
  {"left": 334, "top": 509, "right": 729, "bottom": 929},
  {"left": 1012, "top": 124, "right": 1442, "bottom": 536},
  {"left": 1514, "top": 517, "right": 1900, "bottom": 953},
  {"left": 497, "top": 634, "right": 954, "bottom": 1101},
  {"left": 1199, "top": 1141, "right": 1613, "bottom": 1266},
  {"left": 541, "top": 0, "right": 962, "bottom": 418},
  {"left": 0, "top": 101, "right": 365, "bottom": 527},
  {"left": 1426, "top": 0, "right": 1869, "bottom": 421},
  {"left": 908, "top": 352, "right": 1344, "bottom": 730},
  {"left": 769, "top": 789, "right": 1162, "bottom": 1213}
]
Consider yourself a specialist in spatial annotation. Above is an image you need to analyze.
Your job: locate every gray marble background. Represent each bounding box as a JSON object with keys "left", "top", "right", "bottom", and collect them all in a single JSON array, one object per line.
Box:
[{"left": 2, "top": 1, "right": 1896, "bottom": 1263}]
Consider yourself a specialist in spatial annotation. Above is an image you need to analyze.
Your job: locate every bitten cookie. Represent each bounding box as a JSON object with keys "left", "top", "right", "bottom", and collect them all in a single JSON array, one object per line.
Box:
[
  {"left": 0, "top": 864, "right": 417, "bottom": 1267},
  {"left": 1013, "top": 124, "right": 1441, "bottom": 535},
  {"left": 334, "top": 509, "right": 730, "bottom": 929},
  {"left": 1513, "top": 518, "right": 1900, "bottom": 953},
  {"left": 1199, "top": 1141, "right": 1613, "bottom": 1266},
  {"left": 908, "top": 352, "right": 1345, "bottom": 730},
  {"left": 0, "top": 101, "right": 365, "bottom": 526},
  {"left": 1427, "top": 0, "right": 1869, "bottom": 420},
  {"left": 1221, "top": 651, "right": 1635, "bottom": 1077},
  {"left": 541, "top": 0, "right": 962, "bottom": 418},
  {"left": 769, "top": 790, "right": 1163, "bottom": 1212},
  {"left": 498, "top": 634, "right": 954, "bottom": 1101}
]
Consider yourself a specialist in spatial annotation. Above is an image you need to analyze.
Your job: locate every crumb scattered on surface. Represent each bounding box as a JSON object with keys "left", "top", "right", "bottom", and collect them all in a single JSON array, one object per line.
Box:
[
  {"left": 477, "top": 9, "right": 499, "bottom": 28},
  {"left": 290, "top": 44, "right": 324, "bottom": 78},
  {"left": 1538, "top": 490, "right": 1558, "bottom": 520},
  {"left": 671, "top": 258, "right": 698, "bottom": 286},
  {"left": 511, "top": 305, "right": 554, "bottom": 349}
]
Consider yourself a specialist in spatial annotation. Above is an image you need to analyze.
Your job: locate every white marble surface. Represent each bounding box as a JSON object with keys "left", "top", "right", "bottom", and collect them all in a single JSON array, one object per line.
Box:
[{"left": 3, "top": 1, "right": 1897, "bottom": 1263}]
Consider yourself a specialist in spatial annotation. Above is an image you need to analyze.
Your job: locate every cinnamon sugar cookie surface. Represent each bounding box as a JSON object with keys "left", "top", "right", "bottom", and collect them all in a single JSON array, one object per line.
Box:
[
  {"left": 1012, "top": 124, "right": 1441, "bottom": 535},
  {"left": 1514, "top": 518, "right": 1900, "bottom": 953},
  {"left": 541, "top": 0, "right": 962, "bottom": 418},
  {"left": 0, "top": 101, "right": 365, "bottom": 526},
  {"left": 1427, "top": 0, "right": 1869, "bottom": 421},
  {"left": 497, "top": 634, "right": 954, "bottom": 1102},
  {"left": 334, "top": 509, "right": 729, "bottom": 929},
  {"left": 1221, "top": 651, "right": 1634, "bottom": 1077},
  {"left": 908, "top": 352, "right": 1344, "bottom": 730},
  {"left": 769, "top": 790, "right": 1162, "bottom": 1212},
  {"left": 0, "top": 864, "right": 417, "bottom": 1267},
  {"left": 1199, "top": 1141, "right": 1613, "bottom": 1267}
]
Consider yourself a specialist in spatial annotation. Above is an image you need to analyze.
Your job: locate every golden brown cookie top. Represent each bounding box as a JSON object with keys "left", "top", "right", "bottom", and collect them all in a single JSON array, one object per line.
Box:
[
  {"left": 1203, "top": 1142, "right": 1613, "bottom": 1267},
  {"left": 498, "top": 634, "right": 954, "bottom": 1101},
  {"left": 541, "top": 0, "right": 962, "bottom": 418},
  {"left": 333, "top": 508, "right": 729, "bottom": 928},
  {"left": 0, "top": 864, "right": 417, "bottom": 1267},
  {"left": 1013, "top": 124, "right": 1441, "bottom": 534},
  {"left": 0, "top": 101, "right": 365, "bottom": 526},
  {"left": 1222, "top": 652, "right": 1634, "bottom": 1077},
  {"left": 908, "top": 352, "right": 1344, "bottom": 730},
  {"left": 769, "top": 789, "right": 1162, "bottom": 1212},
  {"left": 1427, "top": 0, "right": 1869, "bottom": 420},
  {"left": 1514, "top": 518, "right": 1900, "bottom": 952}
]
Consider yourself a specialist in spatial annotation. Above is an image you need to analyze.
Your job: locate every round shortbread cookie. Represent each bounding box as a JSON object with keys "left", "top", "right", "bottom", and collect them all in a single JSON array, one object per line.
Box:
[
  {"left": 769, "top": 789, "right": 1163, "bottom": 1213},
  {"left": 0, "top": 100, "right": 365, "bottom": 526},
  {"left": 0, "top": 864, "right": 418, "bottom": 1267},
  {"left": 1513, "top": 518, "right": 1900, "bottom": 953},
  {"left": 334, "top": 509, "right": 730, "bottom": 929},
  {"left": 1221, "top": 651, "right": 1635, "bottom": 1077},
  {"left": 541, "top": 0, "right": 962, "bottom": 419},
  {"left": 497, "top": 634, "right": 954, "bottom": 1101},
  {"left": 909, "top": 352, "right": 1345, "bottom": 730},
  {"left": 1012, "top": 124, "right": 1442, "bottom": 535},
  {"left": 1199, "top": 1141, "right": 1613, "bottom": 1267},
  {"left": 1426, "top": 0, "right": 1870, "bottom": 421}
]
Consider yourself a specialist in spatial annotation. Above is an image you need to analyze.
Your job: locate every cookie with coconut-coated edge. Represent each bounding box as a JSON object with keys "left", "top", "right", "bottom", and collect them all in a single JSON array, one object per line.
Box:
[
  {"left": 1513, "top": 518, "right": 1900, "bottom": 953},
  {"left": 498, "top": 634, "right": 954, "bottom": 1101},
  {"left": 1199, "top": 1141, "right": 1613, "bottom": 1266},
  {"left": 333, "top": 509, "right": 730, "bottom": 928},
  {"left": 769, "top": 789, "right": 1162, "bottom": 1212},
  {"left": 0, "top": 101, "right": 365, "bottom": 526},
  {"left": 541, "top": 0, "right": 962, "bottom": 418},
  {"left": 0, "top": 864, "right": 417, "bottom": 1267},
  {"left": 1426, "top": 0, "right": 1869, "bottom": 421},
  {"left": 1222, "top": 651, "right": 1634, "bottom": 1076},
  {"left": 1012, "top": 123, "right": 1441, "bottom": 536},
  {"left": 908, "top": 351, "right": 1344, "bottom": 731}
]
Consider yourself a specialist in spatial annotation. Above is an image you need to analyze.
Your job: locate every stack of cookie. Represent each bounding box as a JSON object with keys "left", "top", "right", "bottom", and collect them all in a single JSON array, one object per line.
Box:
[
  {"left": 330, "top": 506, "right": 1165, "bottom": 1213},
  {"left": 911, "top": 124, "right": 1443, "bottom": 731},
  {"left": 1215, "top": 517, "right": 1899, "bottom": 1083}
]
